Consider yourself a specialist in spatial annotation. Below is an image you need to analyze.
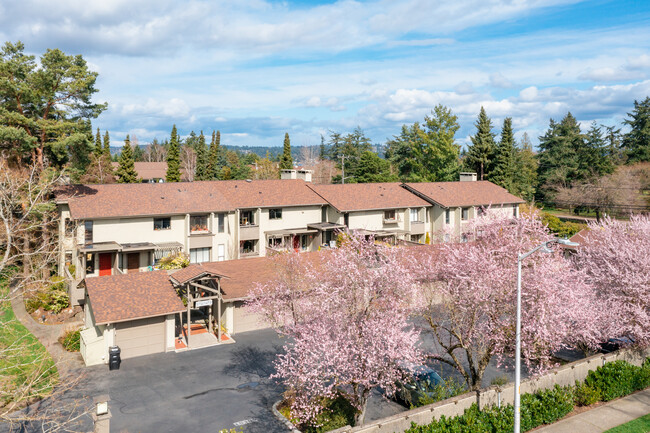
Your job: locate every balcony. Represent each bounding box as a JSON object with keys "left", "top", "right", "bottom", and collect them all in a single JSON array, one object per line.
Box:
[
  {"left": 410, "top": 221, "right": 425, "bottom": 235},
  {"left": 240, "top": 224, "right": 259, "bottom": 241}
]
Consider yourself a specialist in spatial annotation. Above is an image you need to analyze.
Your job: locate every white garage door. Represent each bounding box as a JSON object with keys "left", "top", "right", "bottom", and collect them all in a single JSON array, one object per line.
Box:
[
  {"left": 114, "top": 316, "right": 166, "bottom": 359},
  {"left": 232, "top": 301, "right": 268, "bottom": 334}
]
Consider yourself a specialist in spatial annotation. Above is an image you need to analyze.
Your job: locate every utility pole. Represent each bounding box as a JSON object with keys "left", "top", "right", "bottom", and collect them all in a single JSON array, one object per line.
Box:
[{"left": 341, "top": 154, "right": 352, "bottom": 184}]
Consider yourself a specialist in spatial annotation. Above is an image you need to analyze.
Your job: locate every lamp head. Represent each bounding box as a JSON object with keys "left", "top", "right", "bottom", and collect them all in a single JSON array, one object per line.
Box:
[{"left": 555, "top": 238, "right": 579, "bottom": 247}]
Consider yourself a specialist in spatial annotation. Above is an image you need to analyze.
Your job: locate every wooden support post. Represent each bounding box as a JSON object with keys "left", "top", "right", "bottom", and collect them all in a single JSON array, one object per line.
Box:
[
  {"left": 186, "top": 283, "right": 191, "bottom": 348},
  {"left": 217, "top": 279, "right": 222, "bottom": 342},
  {"left": 208, "top": 303, "right": 213, "bottom": 334}
]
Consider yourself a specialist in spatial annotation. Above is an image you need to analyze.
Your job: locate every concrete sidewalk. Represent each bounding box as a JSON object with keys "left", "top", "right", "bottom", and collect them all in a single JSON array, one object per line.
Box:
[{"left": 535, "top": 388, "right": 650, "bottom": 433}]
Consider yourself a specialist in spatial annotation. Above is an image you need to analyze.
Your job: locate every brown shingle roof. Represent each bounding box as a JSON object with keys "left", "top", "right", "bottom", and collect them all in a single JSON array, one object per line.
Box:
[
  {"left": 202, "top": 257, "right": 276, "bottom": 301},
  {"left": 84, "top": 270, "right": 185, "bottom": 325},
  {"left": 212, "top": 179, "right": 326, "bottom": 209},
  {"left": 169, "top": 264, "right": 228, "bottom": 285},
  {"left": 56, "top": 182, "right": 233, "bottom": 219},
  {"left": 56, "top": 179, "right": 326, "bottom": 220},
  {"left": 402, "top": 181, "right": 525, "bottom": 208},
  {"left": 308, "top": 183, "right": 430, "bottom": 212}
]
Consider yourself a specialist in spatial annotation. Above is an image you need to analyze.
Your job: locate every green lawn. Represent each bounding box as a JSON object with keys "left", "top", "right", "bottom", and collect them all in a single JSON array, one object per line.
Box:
[
  {"left": 605, "top": 414, "right": 650, "bottom": 433},
  {"left": 0, "top": 271, "right": 58, "bottom": 412}
]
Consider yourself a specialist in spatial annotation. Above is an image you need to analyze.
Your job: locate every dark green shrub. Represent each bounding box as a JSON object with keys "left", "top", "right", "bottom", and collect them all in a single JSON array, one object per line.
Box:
[
  {"left": 584, "top": 360, "right": 640, "bottom": 401},
  {"left": 520, "top": 385, "right": 574, "bottom": 431},
  {"left": 45, "top": 276, "right": 69, "bottom": 314},
  {"left": 541, "top": 212, "right": 586, "bottom": 237},
  {"left": 574, "top": 381, "right": 601, "bottom": 406},
  {"left": 302, "top": 395, "right": 357, "bottom": 433},
  {"left": 59, "top": 329, "right": 80, "bottom": 352}
]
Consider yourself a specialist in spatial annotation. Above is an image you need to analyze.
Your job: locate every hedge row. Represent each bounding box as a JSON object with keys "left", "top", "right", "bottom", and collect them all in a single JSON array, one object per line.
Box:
[{"left": 406, "top": 358, "right": 650, "bottom": 433}]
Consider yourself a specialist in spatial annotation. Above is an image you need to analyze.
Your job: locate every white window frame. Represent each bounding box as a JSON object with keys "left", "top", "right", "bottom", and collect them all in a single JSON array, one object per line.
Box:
[
  {"left": 190, "top": 247, "right": 211, "bottom": 264},
  {"left": 410, "top": 208, "right": 418, "bottom": 222}
]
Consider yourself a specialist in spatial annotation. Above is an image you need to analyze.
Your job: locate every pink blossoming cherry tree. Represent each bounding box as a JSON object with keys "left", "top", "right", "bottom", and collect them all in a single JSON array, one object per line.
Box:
[
  {"left": 247, "top": 235, "right": 422, "bottom": 427},
  {"left": 412, "top": 210, "right": 602, "bottom": 392},
  {"left": 574, "top": 214, "right": 650, "bottom": 346}
]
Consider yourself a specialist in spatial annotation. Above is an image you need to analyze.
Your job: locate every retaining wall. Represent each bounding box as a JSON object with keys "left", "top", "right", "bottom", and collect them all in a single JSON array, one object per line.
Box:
[{"left": 328, "top": 348, "right": 650, "bottom": 433}]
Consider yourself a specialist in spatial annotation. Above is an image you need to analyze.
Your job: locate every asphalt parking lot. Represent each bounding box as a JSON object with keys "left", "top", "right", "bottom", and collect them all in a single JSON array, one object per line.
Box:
[
  {"left": 4, "top": 326, "right": 583, "bottom": 433},
  {"left": 47, "top": 328, "right": 402, "bottom": 433}
]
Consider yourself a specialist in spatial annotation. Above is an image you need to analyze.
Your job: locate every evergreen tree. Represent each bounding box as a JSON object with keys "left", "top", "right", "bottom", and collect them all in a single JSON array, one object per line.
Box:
[
  {"left": 464, "top": 107, "right": 496, "bottom": 180},
  {"left": 622, "top": 97, "right": 650, "bottom": 163},
  {"left": 352, "top": 151, "right": 398, "bottom": 183},
  {"left": 132, "top": 141, "right": 144, "bottom": 162},
  {"left": 319, "top": 135, "right": 326, "bottom": 160},
  {"left": 103, "top": 130, "right": 111, "bottom": 156},
  {"left": 511, "top": 133, "right": 538, "bottom": 202},
  {"left": 208, "top": 130, "right": 221, "bottom": 180},
  {"left": 583, "top": 122, "right": 615, "bottom": 176},
  {"left": 386, "top": 104, "right": 461, "bottom": 182},
  {"left": 489, "top": 117, "right": 516, "bottom": 190},
  {"left": 602, "top": 125, "right": 625, "bottom": 166},
  {"left": 94, "top": 128, "right": 102, "bottom": 155},
  {"left": 166, "top": 125, "right": 181, "bottom": 182},
  {"left": 328, "top": 131, "right": 344, "bottom": 161},
  {"left": 195, "top": 131, "right": 209, "bottom": 180},
  {"left": 116, "top": 135, "right": 139, "bottom": 183},
  {"left": 537, "top": 113, "right": 584, "bottom": 201},
  {"left": 279, "top": 132, "right": 293, "bottom": 170}
]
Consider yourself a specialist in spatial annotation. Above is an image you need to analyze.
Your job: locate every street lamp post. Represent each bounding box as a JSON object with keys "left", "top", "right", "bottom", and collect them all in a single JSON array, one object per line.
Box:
[{"left": 514, "top": 238, "right": 578, "bottom": 433}]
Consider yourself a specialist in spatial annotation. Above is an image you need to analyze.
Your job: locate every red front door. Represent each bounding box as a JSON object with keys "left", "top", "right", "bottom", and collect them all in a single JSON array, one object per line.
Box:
[
  {"left": 99, "top": 253, "right": 112, "bottom": 276},
  {"left": 292, "top": 235, "right": 300, "bottom": 252}
]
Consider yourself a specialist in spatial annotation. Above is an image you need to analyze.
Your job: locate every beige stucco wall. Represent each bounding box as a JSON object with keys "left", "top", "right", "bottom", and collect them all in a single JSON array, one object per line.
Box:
[
  {"left": 165, "top": 314, "right": 176, "bottom": 351},
  {"left": 347, "top": 209, "right": 407, "bottom": 232},
  {"left": 92, "top": 216, "right": 186, "bottom": 244}
]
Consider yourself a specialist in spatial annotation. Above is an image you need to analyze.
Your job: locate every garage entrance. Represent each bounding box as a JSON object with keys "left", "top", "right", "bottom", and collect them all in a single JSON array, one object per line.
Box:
[
  {"left": 232, "top": 301, "right": 266, "bottom": 334},
  {"left": 114, "top": 316, "right": 166, "bottom": 359}
]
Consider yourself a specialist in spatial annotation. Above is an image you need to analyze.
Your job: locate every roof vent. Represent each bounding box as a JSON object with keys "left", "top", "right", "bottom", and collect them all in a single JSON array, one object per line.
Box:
[{"left": 246, "top": 179, "right": 252, "bottom": 183}]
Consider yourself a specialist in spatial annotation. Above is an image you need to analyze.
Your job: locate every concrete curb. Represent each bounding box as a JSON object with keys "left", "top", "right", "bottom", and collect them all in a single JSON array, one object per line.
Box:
[{"left": 272, "top": 400, "right": 301, "bottom": 433}]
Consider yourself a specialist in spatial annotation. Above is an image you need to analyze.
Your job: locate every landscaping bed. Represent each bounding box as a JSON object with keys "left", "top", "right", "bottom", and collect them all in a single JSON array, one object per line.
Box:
[
  {"left": 0, "top": 270, "right": 59, "bottom": 413},
  {"left": 405, "top": 358, "right": 650, "bottom": 433}
]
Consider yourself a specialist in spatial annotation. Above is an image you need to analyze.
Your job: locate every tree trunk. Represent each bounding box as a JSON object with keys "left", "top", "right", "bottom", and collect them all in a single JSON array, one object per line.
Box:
[
  {"left": 41, "top": 214, "right": 51, "bottom": 280},
  {"left": 22, "top": 229, "right": 31, "bottom": 279},
  {"left": 353, "top": 388, "right": 371, "bottom": 426}
]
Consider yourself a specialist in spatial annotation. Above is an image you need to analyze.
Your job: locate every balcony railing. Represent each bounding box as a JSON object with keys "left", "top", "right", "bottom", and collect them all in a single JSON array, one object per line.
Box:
[
  {"left": 240, "top": 224, "right": 260, "bottom": 241},
  {"left": 410, "top": 221, "right": 425, "bottom": 235}
]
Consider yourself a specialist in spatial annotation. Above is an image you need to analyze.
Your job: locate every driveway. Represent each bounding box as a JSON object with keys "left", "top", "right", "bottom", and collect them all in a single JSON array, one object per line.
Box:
[
  {"left": 76, "top": 329, "right": 287, "bottom": 433},
  {"left": 11, "top": 328, "right": 402, "bottom": 433}
]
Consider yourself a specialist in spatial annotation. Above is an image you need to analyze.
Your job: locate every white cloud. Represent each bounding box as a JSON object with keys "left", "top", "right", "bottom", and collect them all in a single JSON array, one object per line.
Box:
[
  {"left": 626, "top": 54, "right": 650, "bottom": 70},
  {"left": 489, "top": 73, "right": 514, "bottom": 89},
  {"left": 120, "top": 97, "right": 191, "bottom": 119},
  {"left": 454, "top": 81, "right": 476, "bottom": 95}
]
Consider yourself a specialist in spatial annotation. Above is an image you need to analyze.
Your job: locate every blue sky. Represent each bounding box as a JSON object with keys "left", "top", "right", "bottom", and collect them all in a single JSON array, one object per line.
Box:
[{"left": 2, "top": 0, "right": 649, "bottom": 149}]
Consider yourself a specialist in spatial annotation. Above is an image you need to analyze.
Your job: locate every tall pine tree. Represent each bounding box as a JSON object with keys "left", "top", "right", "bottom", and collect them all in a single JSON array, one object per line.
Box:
[
  {"left": 464, "top": 107, "right": 496, "bottom": 180},
  {"left": 166, "top": 124, "right": 181, "bottom": 182},
  {"left": 511, "top": 133, "right": 538, "bottom": 202},
  {"left": 622, "top": 97, "right": 650, "bottom": 163},
  {"left": 537, "top": 112, "right": 584, "bottom": 201},
  {"left": 385, "top": 105, "right": 461, "bottom": 182},
  {"left": 94, "top": 128, "right": 102, "bottom": 155},
  {"left": 116, "top": 135, "right": 139, "bottom": 183},
  {"left": 195, "top": 131, "right": 209, "bottom": 180},
  {"left": 279, "top": 132, "right": 293, "bottom": 171},
  {"left": 208, "top": 130, "right": 221, "bottom": 180},
  {"left": 103, "top": 130, "right": 111, "bottom": 156},
  {"left": 489, "top": 117, "right": 516, "bottom": 191}
]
